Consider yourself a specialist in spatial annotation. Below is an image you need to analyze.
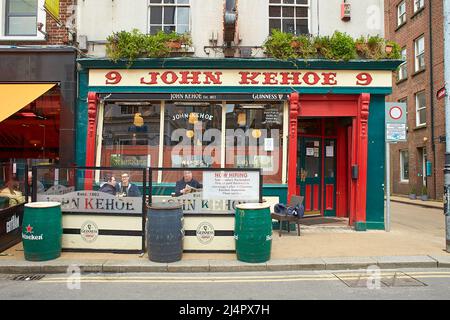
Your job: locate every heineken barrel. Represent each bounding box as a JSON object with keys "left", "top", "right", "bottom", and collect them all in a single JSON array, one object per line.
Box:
[
  {"left": 22, "top": 202, "right": 62, "bottom": 262},
  {"left": 147, "top": 202, "right": 183, "bottom": 263},
  {"left": 235, "top": 203, "right": 272, "bottom": 263}
]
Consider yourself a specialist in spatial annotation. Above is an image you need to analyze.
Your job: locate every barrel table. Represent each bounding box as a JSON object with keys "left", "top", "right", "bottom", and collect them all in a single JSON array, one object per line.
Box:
[
  {"left": 147, "top": 202, "right": 184, "bottom": 263},
  {"left": 22, "top": 202, "right": 62, "bottom": 262},
  {"left": 235, "top": 203, "right": 272, "bottom": 263}
]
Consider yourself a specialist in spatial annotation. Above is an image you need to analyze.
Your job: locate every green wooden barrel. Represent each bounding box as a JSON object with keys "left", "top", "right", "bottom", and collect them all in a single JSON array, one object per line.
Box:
[
  {"left": 235, "top": 203, "right": 272, "bottom": 263},
  {"left": 22, "top": 202, "right": 62, "bottom": 262}
]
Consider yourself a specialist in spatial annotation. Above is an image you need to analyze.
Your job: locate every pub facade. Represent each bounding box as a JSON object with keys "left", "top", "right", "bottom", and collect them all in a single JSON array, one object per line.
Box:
[{"left": 76, "top": 58, "right": 400, "bottom": 231}]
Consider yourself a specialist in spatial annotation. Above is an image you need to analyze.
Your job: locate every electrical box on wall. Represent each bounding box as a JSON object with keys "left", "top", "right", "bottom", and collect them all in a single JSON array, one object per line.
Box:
[{"left": 341, "top": 3, "right": 351, "bottom": 21}]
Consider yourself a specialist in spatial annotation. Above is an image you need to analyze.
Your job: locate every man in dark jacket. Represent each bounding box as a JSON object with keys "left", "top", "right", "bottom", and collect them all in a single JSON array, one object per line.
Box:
[
  {"left": 174, "top": 171, "right": 203, "bottom": 197},
  {"left": 99, "top": 176, "right": 117, "bottom": 195},
  {"left": 116, "top": 173, "right": 141, "bottom": 197}
]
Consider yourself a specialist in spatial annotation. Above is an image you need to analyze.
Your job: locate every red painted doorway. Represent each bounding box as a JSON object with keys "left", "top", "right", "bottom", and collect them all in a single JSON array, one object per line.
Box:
[{"left": 297, "top": 117, "right": 352, "bottom": 218}]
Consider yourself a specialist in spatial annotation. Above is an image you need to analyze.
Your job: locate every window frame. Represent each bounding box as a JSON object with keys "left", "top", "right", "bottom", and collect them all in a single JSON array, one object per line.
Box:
[
  {"left": 397, "top": 47, "right": 408, "bottom": 81},
  {"left": 397, "top": 0, "right": 406, "bottom": 27},
  {"left": 413, "top": 0, "right": 424, "bottom": 13},
  {"left": 148, "top": 0, "right": 191, "bottom": 35},
  {"left": 414, "top": 35, "right": 425, "bottom": 72},
  {"left": 415, "top": 91, "right": 426, "bottom": 127},
  {"left": 398, "top": 97, "right": 408, "bottom": 130},
  {"left": 399, "top": 150, "right": 409, "bottom": 183},
  {"left": 0, "top": 0, "right": 46, "bottom": 40},
  {"left": 268, "top": 0, "right": 311, "bottom": 36}
]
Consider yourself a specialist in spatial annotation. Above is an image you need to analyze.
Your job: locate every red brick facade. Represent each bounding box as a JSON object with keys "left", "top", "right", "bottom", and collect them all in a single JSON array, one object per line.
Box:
[
  {"left": 0, "top": 0, "right": 76, "bottom": 46},
  {"left": 385, "top": 0, "right": 445, "bottom": 200}
]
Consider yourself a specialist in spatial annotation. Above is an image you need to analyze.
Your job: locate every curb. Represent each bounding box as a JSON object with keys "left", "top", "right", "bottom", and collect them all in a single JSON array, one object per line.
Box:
[
  {"left": 390, "top": 198, "right": 443, "bottom": 210},
  {"left": 0, "top": 255, "right": 447, "bottom": 274}
]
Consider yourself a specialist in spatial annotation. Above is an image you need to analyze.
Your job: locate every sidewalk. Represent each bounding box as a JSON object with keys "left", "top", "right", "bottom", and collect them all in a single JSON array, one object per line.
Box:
[
  {"left": 1, "top": 202, "right": 449, "bottom": 273},
  {"left": 390, "top": 194, "right": 443, "bottom": 209}
]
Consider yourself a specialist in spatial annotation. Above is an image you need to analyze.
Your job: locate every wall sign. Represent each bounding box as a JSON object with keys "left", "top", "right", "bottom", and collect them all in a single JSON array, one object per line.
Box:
[
  {"left": 90, "top": 69, "right": 392, "bottom": 88},
  {"left": 385, "top": 102, "right": 407, "bottom": 143},
  {"left": 202, "top": 171, "right": 260, "bottom": 201}
]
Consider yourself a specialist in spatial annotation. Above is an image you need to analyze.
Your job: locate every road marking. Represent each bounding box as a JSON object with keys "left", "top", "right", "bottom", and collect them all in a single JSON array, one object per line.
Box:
[{"left": 33, "top": 271, "right": 450, "bottom": 284}]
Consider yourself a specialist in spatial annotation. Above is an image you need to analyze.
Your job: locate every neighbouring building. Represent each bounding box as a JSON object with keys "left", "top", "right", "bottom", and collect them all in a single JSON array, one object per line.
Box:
[
  {"left": 385, "top": 0, "right": 445, "bottom": 200},
  {"left": 0, "top": 0, "right": 78, "bottom": 176}
]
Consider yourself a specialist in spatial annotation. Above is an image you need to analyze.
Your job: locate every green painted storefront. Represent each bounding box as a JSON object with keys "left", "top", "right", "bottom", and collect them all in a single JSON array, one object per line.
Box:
[{"left": 76, "top": 58, "right": 400, "bottom": 230}]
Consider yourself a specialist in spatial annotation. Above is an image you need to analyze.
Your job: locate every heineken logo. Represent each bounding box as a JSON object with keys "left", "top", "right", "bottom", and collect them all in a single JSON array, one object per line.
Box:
[
  {"left": 196, "top": 222, "right": 215, "bottom": 244},
  {"left": 22, "top": 224, "right": 44, "bottom": 241}
]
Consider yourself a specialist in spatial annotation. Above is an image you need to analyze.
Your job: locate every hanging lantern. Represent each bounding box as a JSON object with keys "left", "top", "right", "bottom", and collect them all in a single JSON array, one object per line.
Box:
[
  {"left": 188, "top": 112, "right": 199, "bottom": 124},
  {"left": 252, "top": 129, "right": 262, "bottom": 139},
  {"left": 186, "top": 130, "right": 194, "bottom": 138},
  {"left": 237, "top": 112, "right": 246, "bottom": 126}
]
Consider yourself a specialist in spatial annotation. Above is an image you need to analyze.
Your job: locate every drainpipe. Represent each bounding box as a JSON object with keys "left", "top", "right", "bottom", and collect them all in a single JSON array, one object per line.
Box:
[
  {"left": 443, "top": 0, "right": 450, "bottom": 252},
  {"left": 429, "top": 0, "right": 437, "bottom": 199}
]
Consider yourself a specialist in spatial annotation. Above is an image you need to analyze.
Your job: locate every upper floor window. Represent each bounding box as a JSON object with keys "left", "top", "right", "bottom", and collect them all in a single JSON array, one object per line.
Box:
[
  {"left": 415, "top": 91, "right": 426, "bottom": 126},
  {"left": 269, "top": 0, "right": 309, "bottom": 35},
  {"left": 414, "top": 35, "right": 425, "bottom": 72},
  {"left": 414, "top": 0, "right": 424, "bottom": 13},
  {"left": 5, "top": 0, "right": 37, "bottom": 36},
  {"left": 148, "top": 0, "right": 190, "bottom": 35},
  {"left": 397, "top": 1, "right": 406, "bottom": 27},
  {"left": 397, "top": 47, "right": 407, "bottom": 81}
]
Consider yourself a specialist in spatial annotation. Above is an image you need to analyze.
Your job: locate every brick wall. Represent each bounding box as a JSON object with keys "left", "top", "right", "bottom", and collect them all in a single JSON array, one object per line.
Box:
[{"left": 385, "top": 0, "right": 445, "bottom": 199}]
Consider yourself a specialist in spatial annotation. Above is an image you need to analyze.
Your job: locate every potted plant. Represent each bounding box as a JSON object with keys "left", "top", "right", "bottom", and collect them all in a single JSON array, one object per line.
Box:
[
  {"left": 384, "top": 40, "right": 401, "bottom": 59},
  {"left": 421, "top": 186, "right": 428, "bottom": 201},
  {"left": 408, "top": 186, "right": 417, "bottom": 200}
]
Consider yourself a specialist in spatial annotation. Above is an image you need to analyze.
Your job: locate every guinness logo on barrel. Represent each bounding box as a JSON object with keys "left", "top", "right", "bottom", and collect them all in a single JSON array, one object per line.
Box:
[{"left": 196, "top": 222, "right": 215, "bottom": 244}]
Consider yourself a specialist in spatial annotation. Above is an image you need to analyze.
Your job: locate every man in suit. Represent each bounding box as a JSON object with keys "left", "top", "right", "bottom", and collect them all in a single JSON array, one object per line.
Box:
[
  {"left": 116, "top": 173, "right": 141, "bottom": 197},
  {"left": 174, "top": 171, "right": 202, "bottom": 197}
]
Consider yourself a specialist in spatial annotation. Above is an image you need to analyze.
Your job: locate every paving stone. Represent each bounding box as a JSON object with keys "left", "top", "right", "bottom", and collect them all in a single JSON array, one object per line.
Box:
[
  {"left": 374, "top": 255, "right": 438, "bottom": 269},
  {"left": 323, "top": 257, "right": 378, "bottom": 270},
  {"left": 167, "top": 260, "right": 210, "bottom": 272},
  {"left": 102, "top": 259, "right": 168, "bottom": 273}
]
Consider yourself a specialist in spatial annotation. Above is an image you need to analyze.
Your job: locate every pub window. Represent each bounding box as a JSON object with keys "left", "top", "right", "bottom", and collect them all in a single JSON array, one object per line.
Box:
[
  {"left": 148, "top": 0, "right": 190, "bottom": 34},
  {"left": 397, "top": 0, "right": 406, "bottom": 27},
  {"left": 400, "top": 150, "right": 409, "bottom": 182},
  {"left": 415, "top": 91, "right": 426, "bottom": 127},
  {"left": 5, "top": 0, "right": 38, "bottom": 36},
  {"left": 414, "top": 35, "right": 425, "bottom": 72},
  {"left": 163, "top": 103, "right": 222, "bottom": 168},
  {"left": 397, "top": 47, "right": 407, "bottom": 81},
  {"left": 225, "top": 103, "right": 284, "bottom": 184},
  {"left": 413, "top": 0, "right": 424, "bottom": 13},
  {"left": 100, "top": 102, "right": 162, "bottom": 172},
  {"left": 269, "top": 0, "right": 309, "bottom": 35}
]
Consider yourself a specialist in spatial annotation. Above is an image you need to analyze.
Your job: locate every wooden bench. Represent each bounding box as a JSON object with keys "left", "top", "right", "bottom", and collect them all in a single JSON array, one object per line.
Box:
[{"left": 271, "top": 195, "right": 304, "bottom": 237}]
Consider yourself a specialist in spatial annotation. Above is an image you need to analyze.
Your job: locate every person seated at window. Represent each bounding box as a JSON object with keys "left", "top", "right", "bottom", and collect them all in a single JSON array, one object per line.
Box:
[
  {"left": 116, "top": 173, "right": 141, "bottom": 197},
  {"left": 174, "top": 171, "right": 203, "bottom": 197},
  {"left": 0, "top": 177, "right": 25, "bottom": 207},
  {"left": 99, "top": 175, "right": 117, "bottom": 196},
  {"left": 27, "top": 172, "right": 45, "bottom": 195}
]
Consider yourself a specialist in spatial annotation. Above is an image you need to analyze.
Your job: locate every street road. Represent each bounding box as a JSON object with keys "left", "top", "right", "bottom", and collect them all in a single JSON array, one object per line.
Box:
[{"left": 0, "top": 268, "right": 450, "bottom": 300}]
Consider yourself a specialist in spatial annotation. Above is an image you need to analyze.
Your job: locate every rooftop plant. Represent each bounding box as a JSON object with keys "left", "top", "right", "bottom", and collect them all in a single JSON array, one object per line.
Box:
[
  {"left": 106, "top": 29, "right": 193, "bottom": 63},
  {"left": 264, "top": 30, "right": 401, "bottom": 61}
]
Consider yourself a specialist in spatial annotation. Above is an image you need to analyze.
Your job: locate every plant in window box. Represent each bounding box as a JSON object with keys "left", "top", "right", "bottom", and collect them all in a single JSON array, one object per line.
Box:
[
  {"left": 313, "top": 35, "right": 332, "bottom": 59},
  {"left": 421, "top": 186, "right": 428, "bottom": 201},
  {"left": 292, "top": 35, "right": 317, "bottom": 59},
  {"left": 328, "top": 31, "right": 356, "bottom": 61},
  {"left": 409, "top": 186, "right": 417, "bottom": 200},
  {"left": 365, "top": 35, "right": 385, "bottom": 60},
  {"left": 263, "top": 29, "right": 296, "bottom": 60},
  {"left": 355, "top": 36, "right": 368, "bottom": 59}
]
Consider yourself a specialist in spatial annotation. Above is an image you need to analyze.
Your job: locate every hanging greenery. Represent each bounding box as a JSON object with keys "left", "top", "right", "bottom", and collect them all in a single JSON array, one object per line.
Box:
[
  {"left": 264, "top": 30, "right": 402, "bottom": 61},
  {"left": 106, "top": 29, "right": 193, "bottom": 63}
]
